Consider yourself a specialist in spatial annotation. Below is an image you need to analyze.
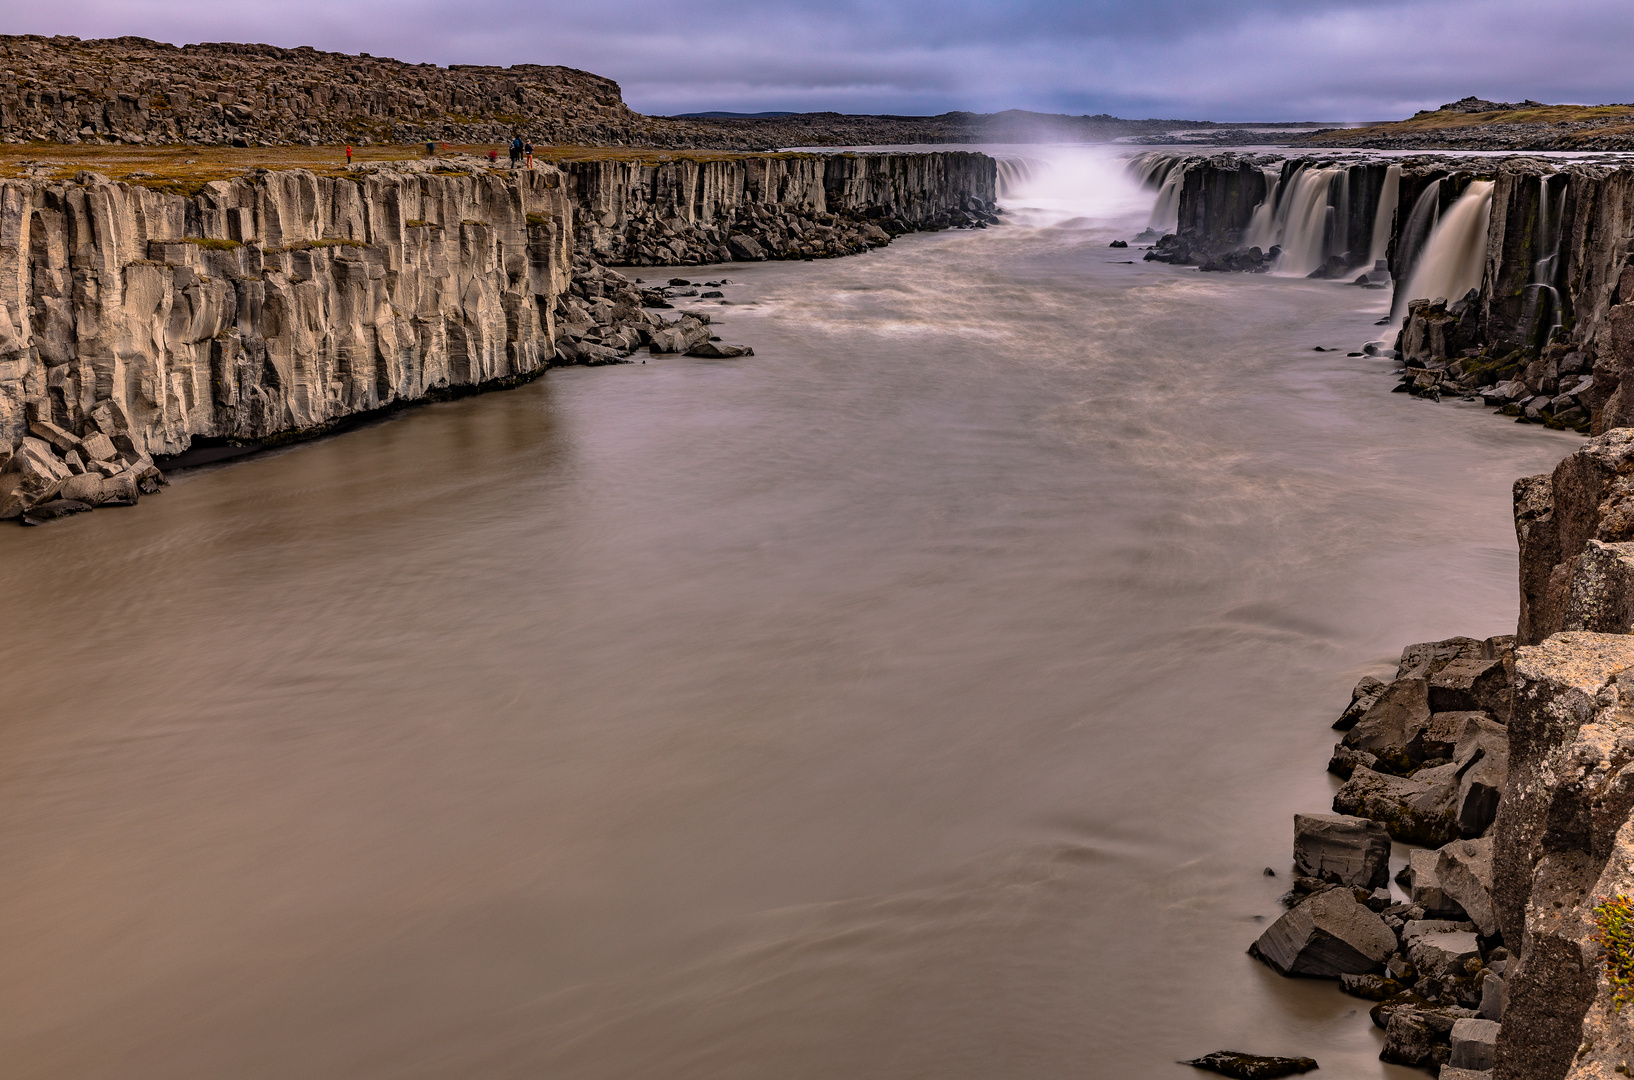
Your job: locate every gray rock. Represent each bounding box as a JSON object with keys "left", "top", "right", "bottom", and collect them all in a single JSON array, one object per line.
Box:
[
  {"left": 1343, "top": 678, "right": 1431, "bottom": 772},
  {"left": 1249, "top": 887, "right": 1398, "bottom": 978},
  {"left": 1334, "top": 675, "right": 1389, "bottom": 730},
  {"left": 1405, "top": 848, "right": 1466, "bottom": 919},
  {"left": 59, "top": 471, "right": 140, "bottom": 507},
  {"left": 1382, "top": 1010, "right": 1449, "bottom": 1068},
  {"left": 1333, "top": 764, "right": 1461, "bottom": 847},
  {"left": 1478, "top": 972, "right": 1504, "bottom": 1021},
  {"left": 727, "top": 234, "right": 767, "bottom": 260},
  {"left": 1561, "top": 539, "right": 1634, "bottom": 635},
  {"left": 686, "top": 341, "right": 754, "bottom": 359},
  {"left": 1398, "top": 638, "right": 1487, "bottom": 681},
  {"left": 1179, "top": 1051, "right": 1318, "bottom": 1078},
  {"left": 1293, "top": 813, "right": 1391, "bottom": 889},
  {"left": 1408, "top": 928, "right": 1481, "bottom": 981},
  {"left": 1448, "top": 1018, "right": 1500, "bottom": 1071},
  {"left": 1435, "top": 838, "right": 1497, "bottom": 937},
  {"left": 1437, "top": 1069, "right": 1493, "bottom": 1080},
  {"left": 1428, "top": 655, "right": 1510, "bottom": 719}
]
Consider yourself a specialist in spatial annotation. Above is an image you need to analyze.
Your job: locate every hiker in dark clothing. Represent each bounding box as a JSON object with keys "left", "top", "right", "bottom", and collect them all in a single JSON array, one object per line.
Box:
[
  {"left": 426, "top": 140, "right": 436, "bottom": 157},
  {"left": 524, "top": 141, "right": 534, "bottom": 169},
  {"left": 509, "top": 136, "right": 523, "bottom": 168}
]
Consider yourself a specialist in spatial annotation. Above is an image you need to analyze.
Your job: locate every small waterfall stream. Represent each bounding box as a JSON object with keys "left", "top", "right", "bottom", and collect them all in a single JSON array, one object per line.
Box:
[
  {"left": 1242, "top": 167, "right": 1283, "bottom": 251},
  {"left": 1368, "top": 165, "right": 1401, "bottom": 268},
  {"left": 1400, "top": 181, "right": 1494, "bottom": 309},
  {"left": 1390, "top": 180, "right": 1444, "bottom": 317}
]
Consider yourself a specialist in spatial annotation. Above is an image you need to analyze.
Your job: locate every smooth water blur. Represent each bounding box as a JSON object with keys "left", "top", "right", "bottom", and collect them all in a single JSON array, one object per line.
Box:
[{"left": 0, "top": 147, "right": 1580, "bottom": 1079}]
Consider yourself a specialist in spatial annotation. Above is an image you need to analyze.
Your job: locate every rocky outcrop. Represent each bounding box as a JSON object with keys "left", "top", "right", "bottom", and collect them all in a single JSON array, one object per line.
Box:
[{"left": 559, "top": 153, "right": 998, "bottom": 266}]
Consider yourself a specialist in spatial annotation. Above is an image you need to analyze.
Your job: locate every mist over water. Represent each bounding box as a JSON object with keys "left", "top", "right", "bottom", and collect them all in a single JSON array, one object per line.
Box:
[{"left": 0, "top": 145, "right": 1578, "bottom": 1079}]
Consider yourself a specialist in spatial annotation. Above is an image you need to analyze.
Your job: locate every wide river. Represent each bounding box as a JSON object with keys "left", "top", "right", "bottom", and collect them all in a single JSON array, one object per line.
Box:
[{"left": 0, "top": 149, "right": 1580, "bottom": 1078}]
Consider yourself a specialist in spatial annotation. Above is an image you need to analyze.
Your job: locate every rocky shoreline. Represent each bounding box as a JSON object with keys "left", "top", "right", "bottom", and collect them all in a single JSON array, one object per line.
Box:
[{"left": 1227, "top": 427, "right": 1634, "bottom": 1079}]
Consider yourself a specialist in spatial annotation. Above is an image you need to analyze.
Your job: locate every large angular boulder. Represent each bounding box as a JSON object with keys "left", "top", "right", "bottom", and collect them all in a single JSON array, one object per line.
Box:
[
  {"left": 1404, "top": 848, "right": 1466, "bottom": 919},
  {"left": 1408, "top": 926, "right": 1482, "bottom": 981},
  {"left": 1382, "top": 1009, "right": 1450, "bottom": 1069},
  {"left": 1334, "top": 675, "right": 1389, "bottom": 731},
  {"left": 1334, "top": 764, "right": 1461, "bottom": 846},
  {"left": 1343, "top": 678, "right": 1431, "bottom": 773},
  {"left": 1429, "top": 655, "right": 1512, "bottom": 720},
  {"left": 1451, "top": 719, "right": 1508, "bottom": 838},
  {"left": 1293, "top": 814, "right": 1391, "bottom": 889},
  {"left": 1435, "top": 838, "right": 1497, "bottom": 938},
  {"left": 1249, "top": 888, "right": 1398, "bottom": 978},
  {"left": 1560, "top": 539, "right": 1634, "bottom": 635},
  {"left": 1449, "top": 1018, "right": 1500, "bottom": 1071}
]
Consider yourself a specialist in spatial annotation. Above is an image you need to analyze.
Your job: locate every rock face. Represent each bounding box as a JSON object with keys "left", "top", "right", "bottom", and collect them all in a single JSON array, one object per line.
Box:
[
  {"left": 1493, "top": 631, "right": 1634, "bottom": 1080},
  {"left": 0, "top": 150, "right": 996, "bottom": 508},
  {"left": 0, "top": 164, "right": 572, "bottom": 464},
  {"left": 560, "top": 153, "right": 999, "bottom": 267}
]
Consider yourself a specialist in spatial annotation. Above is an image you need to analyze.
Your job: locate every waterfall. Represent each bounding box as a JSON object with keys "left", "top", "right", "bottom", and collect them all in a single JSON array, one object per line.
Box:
[
  {"left": 1528, "top": 173, "right": 1570, "bottom": 344},
  {"left": 1242, "top": 167, "right": 1283, "bottom": 250},
  {"left": 1367, "top": 165, "right": 1401, "bottom": 267},
  {"left": 1148, "top": 168, "right": 1185, "bottom": 233},
  {"left": 1401, "top": 181, "right": 1494, "bottom": 308},
  {"left": 995, "top": 158, "right": 1043, "bottom": 199},
  {"left": 1390, "top": 180, "right": 1443, "bottom": 316},
  {"left": 1273, "top": 168, "right": 1341, "bottom": 276}
]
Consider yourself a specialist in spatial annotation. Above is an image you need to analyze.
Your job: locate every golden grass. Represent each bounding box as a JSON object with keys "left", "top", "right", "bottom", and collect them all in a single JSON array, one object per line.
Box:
[
  {"left": 1308, "top": 104, "right": 1634, "bottom": 144},
  {"left": 0, "top": 142, "right": 825, "bottom": 188}
]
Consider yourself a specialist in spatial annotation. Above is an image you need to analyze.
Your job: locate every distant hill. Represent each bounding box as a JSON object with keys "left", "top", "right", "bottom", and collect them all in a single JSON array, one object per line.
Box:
[
  {"left": 0, "top": 33, "right": 1323, "bottom": 151},
  {"left": 1301, "top": 96, "right": 1634, "bottom": 150}
]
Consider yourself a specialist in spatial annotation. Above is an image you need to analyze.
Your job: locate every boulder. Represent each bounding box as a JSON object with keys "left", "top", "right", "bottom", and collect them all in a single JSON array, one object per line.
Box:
[
  {"left": 1398, "top": 637, "right": 1487, "bottom": 681},
  {"left": 1405, "top": 848, "right": 1467, "bottom": 919},
  {"left": 59, "top": 471, "right": 140, "bottom": 507},
  {"left": 686, "top": 341, "right": 754, "bottom": 359},
  {"left": 1333, "top": 764, "right": 1461, "bottom": 846},
  {"left": 1448, "top": 1018, "right": 1500, "bottom": 1071},
  {"left": 28, "top": 418, "right": 82, "bottom": 454},
  {"left": 727, "top": 234, "right": 767, "bottom": 261},
  {"left": 1560, "top": 539, "right": 1634, "bottom": 635},
  {"left": 1334, "top": 674, "right": 1389, "bottom": 731},
  {"left": 1339, "top": 973, "right": 1407, "bottom": 1000},
  {"left": 1408, "top": 927, "right": 1481, "bottom": 981},
  {"left": 1343, "top": 678, "right": 1431, "bottom": 772},
  {"left": 1248, "top": 887, "right": 1398, "bottom": 978},
  {"left": 1437, "top": 1069, "right": 1493, "bottom": 1080},
  {"left": 1179, "top": 1052, "right": 1318, "bottom": 1078},
  {"left": 1382, "top": 1010, "right": 1450, "bottom": 1069},
  {"left": 1478, "top": 973, "right": 1503, "bottom": 1021},
  {"left": 1428, "top": 655, "right": 1511, "bottom": 720},
  {"left": 1435, "top": 838, "right": 1497, "bottom": 937},
  {"left": 78, "top": 430, "right": 118, "bottom": 464},
  {"left": 1293, "top": 813, "right": 1391, "bottom": 889},
  {"left": 1326, "top": 744, "right": 1379, "bottom": 780}
]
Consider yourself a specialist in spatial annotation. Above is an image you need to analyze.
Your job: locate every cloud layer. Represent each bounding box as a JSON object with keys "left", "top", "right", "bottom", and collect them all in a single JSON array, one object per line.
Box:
[{"left": 9, "top": 0, "right": 1634, "bottom": 120}]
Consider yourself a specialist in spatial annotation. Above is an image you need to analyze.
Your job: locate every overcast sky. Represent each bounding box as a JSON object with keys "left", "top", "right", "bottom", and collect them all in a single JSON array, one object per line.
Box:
[{"left": 7, "top": 0, "right": 1633, "bottom": 121}]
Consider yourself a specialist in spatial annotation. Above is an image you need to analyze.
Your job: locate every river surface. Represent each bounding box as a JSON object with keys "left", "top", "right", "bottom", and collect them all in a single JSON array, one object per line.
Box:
[{"left": 0, "top": 149, "right": 1581, "bottom": 1078}]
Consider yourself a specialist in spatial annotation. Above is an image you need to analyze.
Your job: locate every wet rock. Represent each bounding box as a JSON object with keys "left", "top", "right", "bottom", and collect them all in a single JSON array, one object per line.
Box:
[
  {"left": 1249, "top": 887, "right": 1398, "bottom": 977},
  {"left": 1478, "top": 972, "right": 1504, "bottom": 1021},
  {"left": 1327, "top": 744, "right": 1380, "bottom": 780},
  {"left": 1179, "top": 1051, "right": 1319, "bottom": 1078},
  {"left": 1293, "top": 813, "right": 1391, "bottom": 889},
  {"left": 1448, "top": 1018, "right": 1500, "bottom": 1071},
  {"left": 727, "top": 234, "right": 767, "bottom": 261},
  {"left": 59, "top": 471, "right": 140, "bottom": 507},
  {"left": 1398, "top": 638, "right": 1490, "bottom": 682},
  {"left": 19, "top": 498, "right": 94, "bottom": 524},
  {"left": 1109, "top": 240, "right": 1128, "bottom": 248},
  {"left": 686, "top": 342, "right": 753, "bottom": 359},
  {"left": 1343, "top": 678, "right": 1431, "bottom": 772}
]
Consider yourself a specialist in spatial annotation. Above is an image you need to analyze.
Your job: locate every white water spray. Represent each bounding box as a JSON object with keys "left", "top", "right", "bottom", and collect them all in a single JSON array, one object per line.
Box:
[{"left": 1401, "top": 181, "right": 1493, "bottom": 307}]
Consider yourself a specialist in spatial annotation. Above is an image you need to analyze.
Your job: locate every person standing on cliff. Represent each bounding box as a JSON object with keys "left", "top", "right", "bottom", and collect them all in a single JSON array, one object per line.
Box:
[
  {"left": 426, "top": 140, "right": 436, "bottom": 157},
  {"left": 488, "top": 148, "right": 499, "bottom": 165},
  {"left": 345, "top": 144, "right": 353, "bottom": 164},
  {"left": 509, "top": 136, "right": 523, "bottom": 168},
  {"left": 524, "top": 141, "right": 534, "bottom": 169}
]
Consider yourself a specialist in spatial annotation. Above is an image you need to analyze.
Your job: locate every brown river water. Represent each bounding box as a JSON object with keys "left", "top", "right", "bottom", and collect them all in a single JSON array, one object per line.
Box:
[{"left": 0, "top": 149, "right": 1581, "bottom": 1078}]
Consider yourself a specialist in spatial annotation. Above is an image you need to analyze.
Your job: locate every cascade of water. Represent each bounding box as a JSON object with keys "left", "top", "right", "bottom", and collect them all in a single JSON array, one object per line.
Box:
[
  {"left": 1333, "top": 169, "right": 1352, "bottom": 262},
  {"left": 1390, "top": 180, "right": 1443, "bottom": 316},
  {"left": 1242, "top": 167, "right": 1283, "bottom": 250},
  {"left": 1367, "top": 165, "right": 1401, "bottom": 267},
  {"left": 1273, "top": 168, "right": 1340, "bottom": 276},
  {"left": 1401, "top": 180, "right": 1494, "bottom": 308},
  {"left": 995, "top": 158, "right": 1042, "bottom": 199},
  {"left": 1148, "top": 166, "right": 1186, "bottom": 232},
  {"left": 1529, "top": 174, "right": 1570, "bottom": 344}
]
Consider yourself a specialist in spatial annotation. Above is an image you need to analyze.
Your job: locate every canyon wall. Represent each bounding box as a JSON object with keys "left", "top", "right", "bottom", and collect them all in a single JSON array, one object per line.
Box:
[
  {"left": 0, "top": 150, "right": 996, "bottom": 499},
  {"left": 0, "top": 165, "right": 573, "bottom": 459},
  {"left": 559, "top": 152, "right": 998, "bottom": 266}
]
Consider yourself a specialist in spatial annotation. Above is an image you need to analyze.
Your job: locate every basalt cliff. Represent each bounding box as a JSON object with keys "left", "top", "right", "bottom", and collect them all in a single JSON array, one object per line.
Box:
[{"left": 0, "top": 150, "right": 997, "bottom": 520}]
